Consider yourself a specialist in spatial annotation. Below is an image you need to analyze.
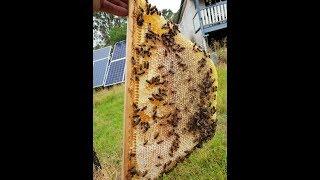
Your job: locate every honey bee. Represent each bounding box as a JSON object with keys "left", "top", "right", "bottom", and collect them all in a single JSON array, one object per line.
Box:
[
  {"left": 128, "top": 166, "right": 138, "bottom": 177},
  {"left": 184, "top": 106, "right": 188, "bottom": 112},
  {"left": 212, "top": 86, "right": 217, "bottom": 92},
  {"left": 146, "top": 79, "right": 152, "bottom": 84},
  {"left": 211, "top": 106, "right": 216, "bottom": 114},
  {"left": 168, "top": 70, "right": 175, "bottom": 74},
  {"left": 137, "top": 13, "right": 144, "bottom": 26},
  {"left": 131, "top": 57, "right": 136, "bottom": 65},
  {"left": 146, "top": 3, "right": 151, "bottom": 15},
  {"left": 166, "top": 160, "right": 172, "bottom": 167},
  {"left": 178, "top": 47, "right": 185, "bottom": 52},
  {"left": 142, "top": 170, "right": 148, "bottom": 177},
  {"left": 137, "top": 70, "right": 145, "bottom": 75},
  {"left": 140, "top": 122, "right": 150, "bottom": 133},
  {"left": 144, "top": 61, "right": 149, "bottom": 69},
  {"left": 196, "top": 143, "right": 203, "bottom": 148},
  {"left": 154, "top": 132, "right": 159, "bottom": 139},
  {"left": 161, "top": 73, "right": 169, "bottom": 78},
  {"left": 129, "top": 152, "right": 136, "bottom": 160},
  {"left": 132, "top": 103, "right": 138, "bottom": 109},
  {"left": 167, "top": 130, "right": 173, "bottom": 137},
  {"left": 176, "top": 156, "right": 186, "bottom": 163},
  {"left": 170, "top": 61, "right": 174, "bottom": 69},
  {"left": 143, "top": 139, "right": 148, "bottom": 146},
  {"left": 132, "top": 116, "right": 141, "bottom": 126},
  {"left": 187, "top": 77, "right": 192, "bottom": 82},
  {"left": 141, "top": 106, "right": 147, "bottom": 111},
  {"left": 152, "top": 93, "right": 164, "bottom": 101},
  {"left": 158, "top": 65, "right": 165, "bottom": 70}
]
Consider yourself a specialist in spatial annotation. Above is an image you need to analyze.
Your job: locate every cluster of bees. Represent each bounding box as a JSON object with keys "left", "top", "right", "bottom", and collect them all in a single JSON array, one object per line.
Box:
[
  {"left": 146, "top": 75, "right": 167, "bottom": 86},
  {"left": 127, "top": 0, "right": 217, "bottom": 178},
  {"left": 149, "top": 88, "right": 167, "bottom": 101},
  {"left": 161, "top": 21, "right": 184, "bottom": 60},
  {"left": 131, "top": 56, "right": 151, "bottom": 81},
  {"left": 146, "top": 2, "right": 161, "bottom": 16},
  {"left": 187, "top": 69, "right": 218, "bottom": 148},
  {"left": 137, "top": 7, "right": 145, "bottom": 26},
  {"left": 135, "top": 44, "right": 155, "bottom": 58},
  {"left": 192, "top": 43, "right": 211, "bottom": 59},
  {"left": 145, "top": 24, "right": 161, "bottom": 44},
  {"left": 137, "top": 0, "right": 162, "bottom": 27}
]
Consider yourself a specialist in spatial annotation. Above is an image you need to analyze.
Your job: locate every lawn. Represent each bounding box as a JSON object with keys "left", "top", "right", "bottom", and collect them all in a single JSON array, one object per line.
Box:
[{"left": 93, "top": 64, "right": 227, "bottom": 179}]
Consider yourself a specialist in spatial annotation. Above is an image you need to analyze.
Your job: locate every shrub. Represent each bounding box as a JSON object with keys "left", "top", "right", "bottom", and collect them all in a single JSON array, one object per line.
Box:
[
  {"left": 108, "top": 23, "right": 127, "bottom": 46},
  {"left": 211, "top": 37, "right": 227, "bottom": 64}
]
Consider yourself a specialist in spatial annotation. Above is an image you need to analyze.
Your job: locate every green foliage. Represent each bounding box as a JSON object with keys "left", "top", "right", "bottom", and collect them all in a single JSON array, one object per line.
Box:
[
  {"left": 93, "top": 12, "right": 127, "bottom": 49},
  {"left": 161, "top": 9, "right": 174, "bottom": 20},
  {"left": 217, "top": 64, "right": 227, "bottom": 115},
  {"left": 93, "top": 85, "right": 125, "bottom": 179},
  {"left": 108, "top": 23, "right": 127, "bottom": 46},
  {"left": 211, "top": 38, "right": 227, "bottom": 64}
]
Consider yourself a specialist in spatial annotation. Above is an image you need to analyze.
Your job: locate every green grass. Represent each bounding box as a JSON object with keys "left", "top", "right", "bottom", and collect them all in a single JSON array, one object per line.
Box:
[
  {"left": 93, "top": 85, "right": 125, "bottom": 179},
  {"left": 93, "top": 65, "right": 227, "bottom": 179},
  {"left": 217, "top": 64, "right": 227, "bottom": 115}
]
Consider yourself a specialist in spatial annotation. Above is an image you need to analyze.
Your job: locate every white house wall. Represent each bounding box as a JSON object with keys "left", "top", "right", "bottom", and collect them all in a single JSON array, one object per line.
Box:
[{"left": 178, "top": 0, "right": 206, "bottom": 49}]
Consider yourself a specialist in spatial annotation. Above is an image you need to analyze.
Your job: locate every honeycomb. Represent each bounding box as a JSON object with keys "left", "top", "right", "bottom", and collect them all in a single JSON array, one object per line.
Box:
[{"left": 123, "top": 0, "right": 218, "bottom": 179}]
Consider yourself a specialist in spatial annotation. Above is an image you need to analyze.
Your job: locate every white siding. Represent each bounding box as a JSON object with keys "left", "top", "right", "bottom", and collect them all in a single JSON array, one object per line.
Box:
[{"left": 178, "top": 0, "right": 206, "bottom": 49}]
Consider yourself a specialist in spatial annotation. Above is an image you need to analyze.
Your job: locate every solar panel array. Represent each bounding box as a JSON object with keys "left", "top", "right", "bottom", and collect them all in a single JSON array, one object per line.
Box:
[
  {"left": 93, "top": 46, "right": 112, "bottom": 88},
  {"left": 104, "top": 59, "right": 126, "bottom": 86},
  {"left": 93, "top": 41, "right": 127, "bottom": 88},
  {"left": 110, "top": 40, "right": 126, "bottom": 60},
  {"left": 93, "top": 46, "right": 112, "bottom": 61},
  {"left": 93, "top": 60, "right": 109, "bottom": 88}
]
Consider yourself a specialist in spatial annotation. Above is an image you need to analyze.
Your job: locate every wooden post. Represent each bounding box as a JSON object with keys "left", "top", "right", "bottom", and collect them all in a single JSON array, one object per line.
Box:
[{"left": 121, "top": 0, "right": 135, "bottom": 179}]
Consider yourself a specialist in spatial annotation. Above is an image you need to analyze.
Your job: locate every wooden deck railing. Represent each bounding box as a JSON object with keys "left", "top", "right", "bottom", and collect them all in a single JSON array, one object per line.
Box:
[{"left": 193, "top": 1, "right": 227, "bottom": 33}]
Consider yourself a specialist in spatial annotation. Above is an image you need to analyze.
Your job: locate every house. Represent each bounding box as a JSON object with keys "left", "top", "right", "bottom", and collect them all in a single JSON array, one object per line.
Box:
[{"left": 175, "top": 0, "right": 227, "bottom": 51}]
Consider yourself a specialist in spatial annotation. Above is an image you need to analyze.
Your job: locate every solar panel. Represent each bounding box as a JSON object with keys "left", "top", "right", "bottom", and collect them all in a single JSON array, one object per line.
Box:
[
  {"left": 93, "top": 46, "right": 112, "bottom": 61},
  {"left": 111, "top": 40, "right": 126, "bottom": 61},
  {"left": 93, "top": 59, "right": 109, "bottom": 88},
  {"left": 104, "top": 58, "right": 126, "bottom": 86}
]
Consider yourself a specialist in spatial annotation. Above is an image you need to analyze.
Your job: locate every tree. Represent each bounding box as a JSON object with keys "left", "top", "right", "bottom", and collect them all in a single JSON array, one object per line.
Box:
[
  {"left": 93, "top": 12, "right": 127, "bottom": 49},
  {"left": 108, "top": 23, "right": 127, "bottom": 46},
  {"left": 161, "top": 9, "right": 174, "bottom": 20}
]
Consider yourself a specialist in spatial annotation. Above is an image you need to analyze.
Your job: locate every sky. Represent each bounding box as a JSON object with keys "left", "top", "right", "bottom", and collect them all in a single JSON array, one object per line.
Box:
[{"left": 148, "top": 0, "right": 182, "bottom": 12}]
